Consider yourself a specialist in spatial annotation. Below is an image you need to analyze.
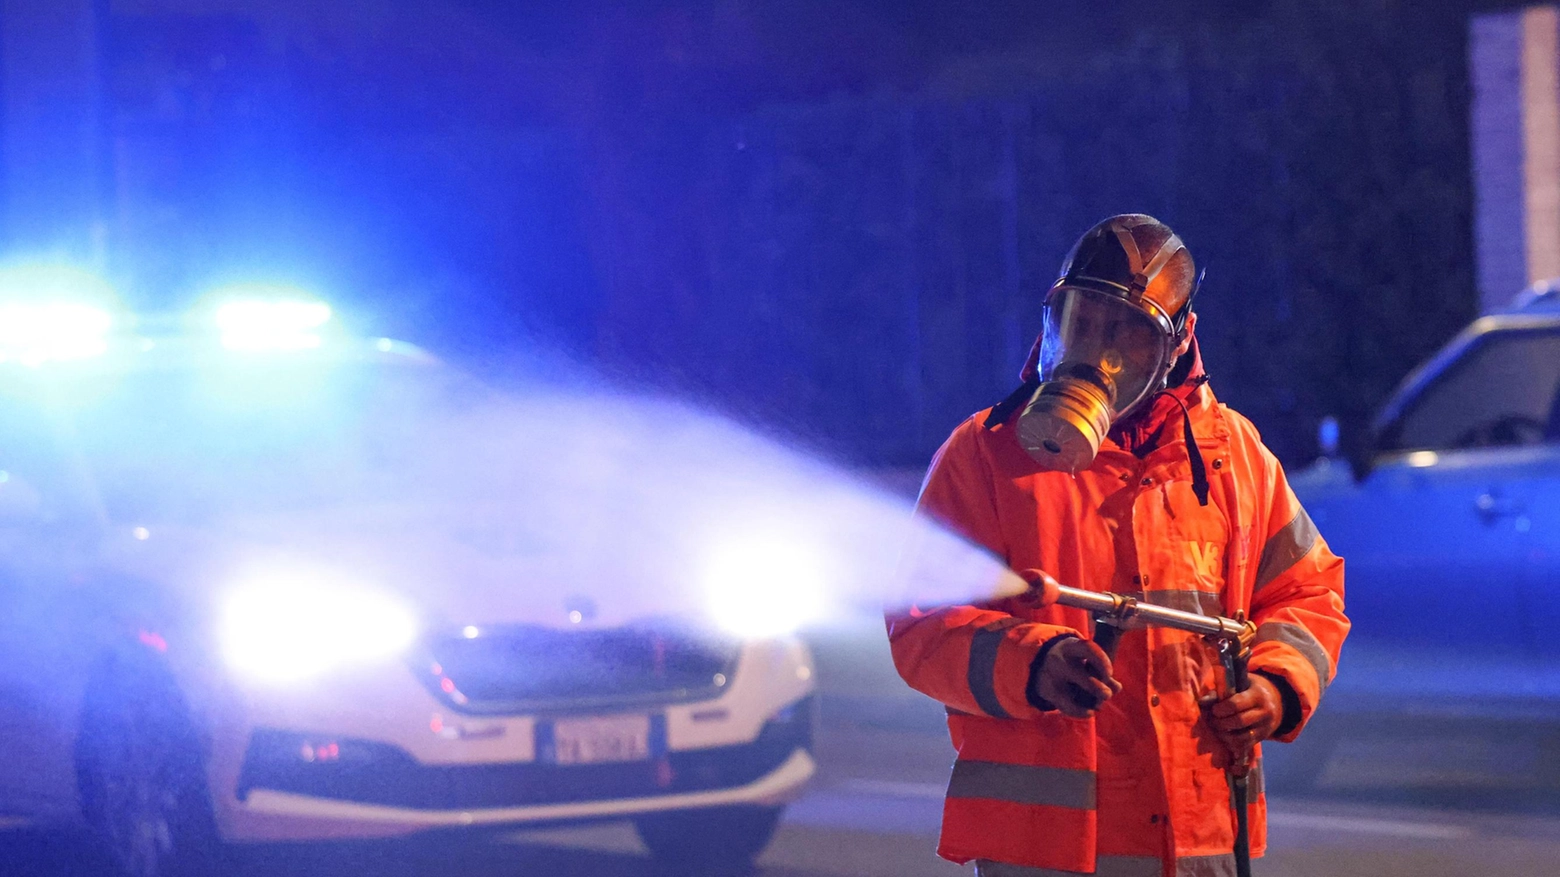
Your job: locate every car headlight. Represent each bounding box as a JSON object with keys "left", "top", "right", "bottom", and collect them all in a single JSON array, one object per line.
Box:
[
  {"left": 702, "top": 531, "right": 829, "bottom": 639},
  {"left": 220, "top": 575, "right": 418, "bottom": 684}
]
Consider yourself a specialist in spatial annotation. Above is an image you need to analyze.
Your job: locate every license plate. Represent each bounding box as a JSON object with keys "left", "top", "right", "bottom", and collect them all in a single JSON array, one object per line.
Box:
[{"left": 549, "top": 714, "right": 651, "bottom": 765}]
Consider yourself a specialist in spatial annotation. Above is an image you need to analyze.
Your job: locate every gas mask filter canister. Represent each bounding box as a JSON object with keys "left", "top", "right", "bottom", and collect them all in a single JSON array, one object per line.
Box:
[{"left": 1014, "top": 365, "right": 1116, "bottom": 473}]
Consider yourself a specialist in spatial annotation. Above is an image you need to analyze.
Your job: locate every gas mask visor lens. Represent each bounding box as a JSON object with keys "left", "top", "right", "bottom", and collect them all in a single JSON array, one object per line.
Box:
[{"left": 1038, "top": 286, "right": 1170, "bottom": 416}]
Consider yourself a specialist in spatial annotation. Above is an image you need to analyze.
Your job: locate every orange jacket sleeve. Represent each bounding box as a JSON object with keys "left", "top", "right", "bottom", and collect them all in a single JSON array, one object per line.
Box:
[
  {"left": 1245, "top": 444, "right": 1349, "bottom": 743},
  {"left": 886, "top": 417, "right": 1081, "bottom": 720}
]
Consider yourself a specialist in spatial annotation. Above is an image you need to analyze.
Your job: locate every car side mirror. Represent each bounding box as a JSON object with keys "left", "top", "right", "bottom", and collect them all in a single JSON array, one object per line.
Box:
[
  {"left": 1320, "top": 414, "right": 1378, "bottom": 483},
  {"left": 1345, "top": 429, "right": 1378, "bottom": 483}
]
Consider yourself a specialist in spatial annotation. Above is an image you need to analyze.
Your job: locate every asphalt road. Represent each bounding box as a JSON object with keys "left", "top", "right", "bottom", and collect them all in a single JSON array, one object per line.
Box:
[{"left": 8, "top": 621, "right": 1560, "bottom": 876}]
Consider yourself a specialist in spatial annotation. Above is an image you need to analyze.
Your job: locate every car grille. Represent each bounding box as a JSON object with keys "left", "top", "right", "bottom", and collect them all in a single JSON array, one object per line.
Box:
[{"left": 416, "top": 623, "right": 741, "bottom": 714}]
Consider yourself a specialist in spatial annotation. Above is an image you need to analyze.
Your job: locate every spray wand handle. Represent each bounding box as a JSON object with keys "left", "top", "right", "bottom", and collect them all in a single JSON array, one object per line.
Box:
[{"left": 1018, "top": 569, "right": 1255, "bottom": 646}]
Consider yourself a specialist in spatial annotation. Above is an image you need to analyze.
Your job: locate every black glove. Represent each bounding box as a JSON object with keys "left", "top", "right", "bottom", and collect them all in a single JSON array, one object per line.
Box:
[{"left": 1027, "top": 636, "right": 1121, "bottom": 719}]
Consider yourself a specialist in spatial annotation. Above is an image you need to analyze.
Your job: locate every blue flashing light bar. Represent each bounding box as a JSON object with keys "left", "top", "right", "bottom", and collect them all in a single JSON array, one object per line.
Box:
[
  {"left": 0, "top": 264, "right": 119, "bottom": 366},
  {"left": 214, "top": 298, "right": 334, "bottom": 351},
  {"left": 0, "top": 302, "right": 113, "bottom": 366}
]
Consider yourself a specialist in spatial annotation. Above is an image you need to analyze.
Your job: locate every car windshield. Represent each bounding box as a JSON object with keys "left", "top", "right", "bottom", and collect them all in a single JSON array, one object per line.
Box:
[
  {"left": 0, "top": 346, "right": 504, "bottom": 525},
  {"left": 1387, "top": 328, "right": 1560, "bottom": 451}
]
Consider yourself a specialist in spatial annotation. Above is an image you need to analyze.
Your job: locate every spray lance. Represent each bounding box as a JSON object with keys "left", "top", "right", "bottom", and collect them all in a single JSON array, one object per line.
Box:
[{"left": 1016, "top": 569, "right": 1259, "bottom": 877}]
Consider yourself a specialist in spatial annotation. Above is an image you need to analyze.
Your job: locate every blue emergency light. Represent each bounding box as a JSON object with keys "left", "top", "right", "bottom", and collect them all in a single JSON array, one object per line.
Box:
[
  {"left": 211, "top": 292, "right": 334, "bottom": 351},
  {"left": 0, "top": 301, "right": 113, "bottom": 365},
  {"left": 0, "top": 264, "right": 118, "bottom": 366}
]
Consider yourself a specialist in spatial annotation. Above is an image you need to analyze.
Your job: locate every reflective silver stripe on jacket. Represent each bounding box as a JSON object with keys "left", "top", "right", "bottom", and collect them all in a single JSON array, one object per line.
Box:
[
  {"left": 968, "top": 625, "right": 1014, "bottom": 719},
  {"left": 975, "top": 855, "right": 1160, "bottom": 877},
  {"left": 1253, "top": 621, "right": 1332, "bottom": 695},
  {"left": 1131, "top": 589, "right": 1226, "bottom": 617},
  {"left": 947, "top": 760, "right": 1097, "bottom": 810},
  {"left": 1253, "top": 505, "right": 1320, "bottom": 592},
  {"left": 1176, "top": 854, "right": 1237, "bottom": 877},
  {"left": 976, "top": 853, "right": 1235, "bottom": 877}
]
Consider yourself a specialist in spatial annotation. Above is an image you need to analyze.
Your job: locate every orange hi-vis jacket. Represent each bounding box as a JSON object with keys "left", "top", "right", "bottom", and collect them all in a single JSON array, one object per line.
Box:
[{"left": 888, "top": 384, "right": 1348, "bottom": 877}]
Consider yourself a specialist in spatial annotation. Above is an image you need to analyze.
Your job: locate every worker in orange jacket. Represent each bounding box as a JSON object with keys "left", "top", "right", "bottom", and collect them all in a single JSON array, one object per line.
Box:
[{"left": 888, "top": 214, "right": 1348, "bottom": 877}]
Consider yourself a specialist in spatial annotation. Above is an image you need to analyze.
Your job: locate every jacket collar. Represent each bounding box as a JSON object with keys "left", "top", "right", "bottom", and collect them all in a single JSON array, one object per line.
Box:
[{"left": 1106, "top": 335, "right": 1211, "bottom": 457}]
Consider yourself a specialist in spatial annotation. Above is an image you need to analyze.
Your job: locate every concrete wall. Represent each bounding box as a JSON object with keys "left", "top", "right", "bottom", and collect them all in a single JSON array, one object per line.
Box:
[{"left": 1470, "top": 5, "right": 1560, "bottom": 312}]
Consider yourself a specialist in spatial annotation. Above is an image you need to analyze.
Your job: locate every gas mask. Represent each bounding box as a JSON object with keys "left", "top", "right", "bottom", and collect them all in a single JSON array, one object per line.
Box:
[{"left": 1013, "top": 217, "right": 1197, "bottom": 472}]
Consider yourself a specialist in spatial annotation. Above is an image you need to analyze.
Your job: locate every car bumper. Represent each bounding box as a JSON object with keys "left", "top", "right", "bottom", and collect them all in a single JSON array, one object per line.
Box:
[
  {"left": 208, "top": 639, "right": 817, "bottom": 841},
  {"left": 233, "top": 747, "right": 814, "bottom": 840}
]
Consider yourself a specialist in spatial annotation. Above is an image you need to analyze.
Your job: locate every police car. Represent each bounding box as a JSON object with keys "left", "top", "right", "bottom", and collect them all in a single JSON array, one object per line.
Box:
[
  {"left": 1279, "top": 282, "right": 1560, "bottom": 781},
  {"left": 0, "top": 276, "right": 817, "bottom": 876}
]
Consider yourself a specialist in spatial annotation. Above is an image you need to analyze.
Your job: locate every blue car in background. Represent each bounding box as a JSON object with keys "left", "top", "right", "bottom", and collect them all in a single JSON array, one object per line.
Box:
[{"left": 1278, "top": 284, "right": 1560, "bottom": 784}]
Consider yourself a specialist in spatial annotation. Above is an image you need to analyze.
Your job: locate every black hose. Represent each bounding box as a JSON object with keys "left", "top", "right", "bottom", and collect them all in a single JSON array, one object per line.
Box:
[{"left": 1233, "top": 774, "right": 1251, "bottom": 877}]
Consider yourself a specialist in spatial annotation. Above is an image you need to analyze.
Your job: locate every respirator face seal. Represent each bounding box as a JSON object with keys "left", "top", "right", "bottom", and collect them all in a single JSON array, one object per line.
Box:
[{"left": 1016, "top": 285, "right": 1177, "bottom": 471}]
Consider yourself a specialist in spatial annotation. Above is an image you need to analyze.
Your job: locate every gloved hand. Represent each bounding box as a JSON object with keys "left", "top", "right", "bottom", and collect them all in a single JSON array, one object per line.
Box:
[
  {"left": 1030, "top": 637, "right": 1122, "bottom": 718},
  {"left": 1204, "top": 674, "right": 1283, "bottom": 755}
]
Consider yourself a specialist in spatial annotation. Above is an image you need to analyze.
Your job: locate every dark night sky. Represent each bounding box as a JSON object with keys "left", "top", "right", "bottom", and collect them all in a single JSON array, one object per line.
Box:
[{"left": 91, "top": 0, "right": 1523, "bottom": 466}]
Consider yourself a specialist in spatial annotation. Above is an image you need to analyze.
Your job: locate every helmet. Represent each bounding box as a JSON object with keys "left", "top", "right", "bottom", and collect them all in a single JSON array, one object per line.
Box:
[
  {"left": 1015, "top": 214, "right": 1198, "bottom": 471},
  {"left": 1050, "top": 213, "right": 1197, "bottom": 335}
]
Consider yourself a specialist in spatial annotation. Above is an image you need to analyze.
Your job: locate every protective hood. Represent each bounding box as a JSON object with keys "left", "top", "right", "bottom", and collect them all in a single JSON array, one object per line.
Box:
[{"left": 1110, "top": 334, "right": 1208, "bottom": 455}]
